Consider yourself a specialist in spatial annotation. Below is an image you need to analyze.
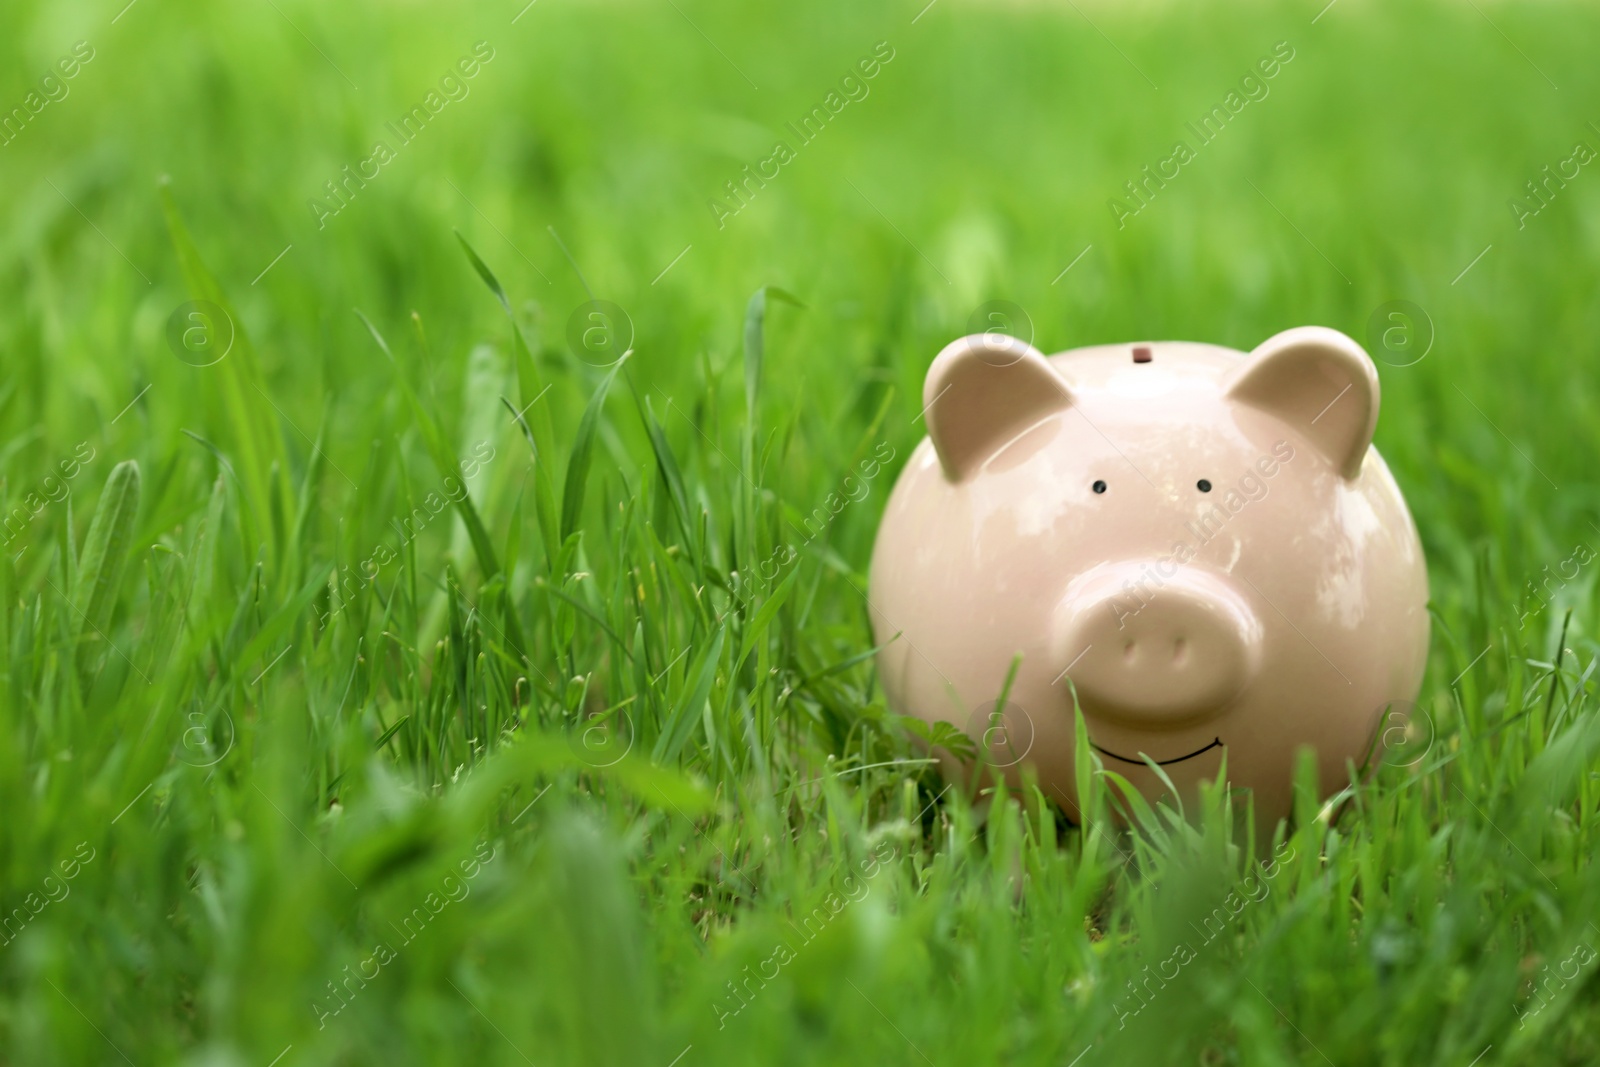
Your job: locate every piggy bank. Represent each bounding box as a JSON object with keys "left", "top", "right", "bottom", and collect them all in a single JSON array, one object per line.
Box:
[{"left": 869, "top": 327, "right": 1429, "bottom": 824}]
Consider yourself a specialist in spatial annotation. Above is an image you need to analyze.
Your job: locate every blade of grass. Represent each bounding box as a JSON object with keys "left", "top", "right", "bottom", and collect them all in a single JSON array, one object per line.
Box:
[
  {"left": 654, "top": 622, "right": 726, "bottom": 764},
  {"left": 561, "top": 354, "right": 629, "bottom": 543},
  {"left": 159, "top": 181, "right": 290, "bottom": 546},
  {"left": 71, "top": 459, "right": 141, "bottom": 683}
]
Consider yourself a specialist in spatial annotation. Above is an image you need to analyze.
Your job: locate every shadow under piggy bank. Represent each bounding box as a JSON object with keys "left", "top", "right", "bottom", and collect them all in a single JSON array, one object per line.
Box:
[{"left": 869, "top": 327, "right": 1430, "bottom": 827}]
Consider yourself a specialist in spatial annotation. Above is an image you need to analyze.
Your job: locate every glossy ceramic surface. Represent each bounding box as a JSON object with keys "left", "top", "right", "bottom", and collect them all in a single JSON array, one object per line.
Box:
[{"left": 868, "top": 327, "right": 1430, "bottom": 824}]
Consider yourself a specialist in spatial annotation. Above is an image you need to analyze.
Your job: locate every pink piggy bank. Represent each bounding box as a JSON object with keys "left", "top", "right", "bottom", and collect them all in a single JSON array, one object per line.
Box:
[{"left": 869, "top": 327, "right": 1430, "bottom": 825}]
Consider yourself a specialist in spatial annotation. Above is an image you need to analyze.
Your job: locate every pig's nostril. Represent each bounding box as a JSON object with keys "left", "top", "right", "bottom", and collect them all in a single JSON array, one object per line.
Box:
[
  {"left": 1173, "top": 637, "right": 1188, "bottom": 664},
  {"left": 1123, "top": 640, "right": 1136, "bottom": 663}
]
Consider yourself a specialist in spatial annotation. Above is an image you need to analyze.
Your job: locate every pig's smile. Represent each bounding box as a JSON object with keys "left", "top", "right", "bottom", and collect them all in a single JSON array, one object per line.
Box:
[{"left": 1089, "top": 736, "right": 1224, "bottom": 766}]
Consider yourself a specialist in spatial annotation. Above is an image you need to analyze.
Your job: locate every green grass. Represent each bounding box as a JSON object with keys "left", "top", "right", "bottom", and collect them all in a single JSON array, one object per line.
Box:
[{"left": 3, "top": 0, "right": 1600, "bottom": 1063}]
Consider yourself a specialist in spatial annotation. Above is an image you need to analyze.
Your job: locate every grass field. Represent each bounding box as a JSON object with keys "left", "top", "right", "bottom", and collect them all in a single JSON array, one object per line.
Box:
[{"left": 3, "top": 0, "right": 1600, "bottom": 1063}]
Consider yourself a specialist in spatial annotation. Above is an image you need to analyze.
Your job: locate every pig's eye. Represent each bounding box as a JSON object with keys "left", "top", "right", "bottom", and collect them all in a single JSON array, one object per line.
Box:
[
  {"left": 1196, "top": 479, "right": 1213, "bottom": 493},
  {"left": 1092, "top": 480, "right": 1107, "bottom": 494}
]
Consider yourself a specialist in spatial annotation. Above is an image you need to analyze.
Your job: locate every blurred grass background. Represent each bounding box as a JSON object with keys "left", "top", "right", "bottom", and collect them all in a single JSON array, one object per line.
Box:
[{"left": 2, "top": 0, "right": 1600, "bottom": 1063}]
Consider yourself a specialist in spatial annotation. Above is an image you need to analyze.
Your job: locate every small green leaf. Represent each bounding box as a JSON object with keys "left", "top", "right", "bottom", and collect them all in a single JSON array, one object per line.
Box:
[
  {"left": 902, "top": 716, "right": 977, "bottom": 763},
  {"left": 73, "top": 460, "right": 141, "bottom": 678},
  {"left": 455, "top": 229, "right": 512, "bottom": 316},
  {"left": 455, "top": 233, "right": 552, "bottom": 453},
  {"left": 654, "top": 624, "right": 726, "bottom": 763},
  {"left": 628, "top": 385, "right": 695, "bottom": 561},
  {"left": 374, "top": 714, "right": 411, "bottom": 752},
  {"left": 356, "top": 309, "right": 501, "bottom": 580},
  {"left": 159, "top": 183, "right": 290, "bottom": 547},
  {"left": 562, "top": 355, "right": 628, "bottom": 542},
  {"left": 733, "top": 565, "right": 797, "bottom": 676},
  {"left": 742, "top": 285, "right": 805, "bottom": 425},
  {"left": 233, "top": 568, "right": 326, "bottom": 673}
]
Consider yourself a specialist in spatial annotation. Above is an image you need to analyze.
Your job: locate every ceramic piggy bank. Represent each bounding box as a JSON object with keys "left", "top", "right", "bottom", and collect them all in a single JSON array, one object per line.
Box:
[{"left": 869, "top": 327, "right": 1429, "bottom": 824}]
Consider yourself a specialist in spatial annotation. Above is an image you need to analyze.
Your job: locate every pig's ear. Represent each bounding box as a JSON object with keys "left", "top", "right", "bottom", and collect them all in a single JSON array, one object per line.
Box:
[
  {"left": 1225, "top": 326, "right": 1380, "bottom": 479},
  {"left": 924, "top": 334, "right": 1073, "bottom": 482}
]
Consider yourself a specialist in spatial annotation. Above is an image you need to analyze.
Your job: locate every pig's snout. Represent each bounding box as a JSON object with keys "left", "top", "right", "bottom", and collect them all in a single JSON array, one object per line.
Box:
[{"left": 1052, "top": 564, "right": 1263, "bottom": 724}]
